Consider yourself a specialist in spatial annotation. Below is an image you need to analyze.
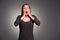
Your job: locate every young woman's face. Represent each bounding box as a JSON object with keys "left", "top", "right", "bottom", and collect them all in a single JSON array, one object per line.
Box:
[{"left": 23, "top": 5, "right": 30, "bottom": 16}]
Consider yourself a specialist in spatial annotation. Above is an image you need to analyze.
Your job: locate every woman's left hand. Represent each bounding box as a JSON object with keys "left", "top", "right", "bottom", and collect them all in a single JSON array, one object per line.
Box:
[
  {"left": 28, "top": 13, "right": 35, "bottom": 20},
  {"left": 28, "top": 12, "right": 31, "bottom": 17}
]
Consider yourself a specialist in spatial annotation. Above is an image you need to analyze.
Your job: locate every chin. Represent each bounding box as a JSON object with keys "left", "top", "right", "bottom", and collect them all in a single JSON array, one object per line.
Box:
[
  {"left": 26, "top": 14, "right": 28, "bottom": 15},
  {"left": 25, "top": 14, "right": 28, "bottom": 16}
]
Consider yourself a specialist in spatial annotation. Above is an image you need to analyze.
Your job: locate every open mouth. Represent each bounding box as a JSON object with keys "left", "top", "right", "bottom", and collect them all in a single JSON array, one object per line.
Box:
[{"left": 26, "top": 11, "right": 28, "bottom": 13}]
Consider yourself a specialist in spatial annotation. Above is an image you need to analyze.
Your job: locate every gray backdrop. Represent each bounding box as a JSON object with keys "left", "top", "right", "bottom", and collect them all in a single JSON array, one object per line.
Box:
[{"left": 0, "top": 0, "right": 60, "bottom": 40}]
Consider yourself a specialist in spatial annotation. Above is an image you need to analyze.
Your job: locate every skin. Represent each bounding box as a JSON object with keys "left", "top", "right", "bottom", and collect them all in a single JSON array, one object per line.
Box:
[{"left": 21, "top": 5, "right": 35, "bottom": 22}]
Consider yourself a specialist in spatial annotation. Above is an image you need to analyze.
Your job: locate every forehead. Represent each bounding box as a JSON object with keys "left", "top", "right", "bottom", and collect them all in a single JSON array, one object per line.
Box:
[{"left": 24, "top": 5, "right": 29, "bottom": 8}]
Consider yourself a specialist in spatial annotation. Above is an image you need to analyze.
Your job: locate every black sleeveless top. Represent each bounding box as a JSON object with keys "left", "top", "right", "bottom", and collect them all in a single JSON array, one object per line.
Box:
[{"left": 14, "top": 15, "right": 40, "bottom": 40}]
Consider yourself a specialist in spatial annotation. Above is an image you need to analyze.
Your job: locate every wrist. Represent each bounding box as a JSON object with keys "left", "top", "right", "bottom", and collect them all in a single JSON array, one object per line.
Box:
[
  {"left": 30, "top": 15, "right": 35, "bottom": 20},
  {"left": 21, "top": 16, "right": 24, "bottom": 20}
]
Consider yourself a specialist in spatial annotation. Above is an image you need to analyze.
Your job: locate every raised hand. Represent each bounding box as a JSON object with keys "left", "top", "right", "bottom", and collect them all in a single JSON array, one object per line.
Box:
[
  {"left": 21, "top": 13, "right": 26, "bottom": 20},
  {"left": 28, "top": 12, "right": 35, "bottom": 20}
]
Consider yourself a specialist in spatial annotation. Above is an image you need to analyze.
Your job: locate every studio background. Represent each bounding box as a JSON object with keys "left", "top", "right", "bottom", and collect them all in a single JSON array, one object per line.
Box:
[{"left": 0, "top": 0, "right": 60, "bottom": 40}]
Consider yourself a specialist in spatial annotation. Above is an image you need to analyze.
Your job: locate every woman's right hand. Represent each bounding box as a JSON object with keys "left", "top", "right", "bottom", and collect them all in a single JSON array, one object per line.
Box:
[{"left": 21, "top": 13, "right": 26, "bottom": 20}]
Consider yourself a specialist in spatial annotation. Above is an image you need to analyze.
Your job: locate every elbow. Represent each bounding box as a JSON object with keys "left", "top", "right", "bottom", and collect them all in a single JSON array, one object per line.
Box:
[
  {"left": 14, "top": 21, "right": 18, "bottom": 26},
  {"left": 34, "top": 20, "right": 41, "bottom": 26},
  {"left": 37, "top": 21, "right": 40, "bottom": 26}
]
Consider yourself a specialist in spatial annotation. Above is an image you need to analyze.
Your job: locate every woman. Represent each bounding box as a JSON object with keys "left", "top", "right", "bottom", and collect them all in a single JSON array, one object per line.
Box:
[{"left": 14, "top": 3, "right": 40, "bottom": 40}]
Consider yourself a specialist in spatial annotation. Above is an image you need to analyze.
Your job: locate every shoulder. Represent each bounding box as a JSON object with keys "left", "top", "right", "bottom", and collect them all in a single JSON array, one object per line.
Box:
[
  {"left": 17, "top": 15, "right": 21, "bottom": 18},
  {"left": 32, "top": 15, "right": 35, "bottom": 17},
  {"left": 32, "top": 15, "right": 36, "bottom": 18}
]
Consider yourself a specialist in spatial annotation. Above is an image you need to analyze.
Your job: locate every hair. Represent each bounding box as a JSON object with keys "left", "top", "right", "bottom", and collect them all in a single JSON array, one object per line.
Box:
[{"left": 21, "top": 3, "right": 31, "bottom": 16}]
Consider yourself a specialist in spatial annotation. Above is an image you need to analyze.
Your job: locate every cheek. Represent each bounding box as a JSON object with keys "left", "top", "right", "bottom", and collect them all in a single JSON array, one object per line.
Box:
[
  {"left": 23, "top": 9, "right": 26, "bottom": 12},
  {"left": 27, "top": 9, "right": 30, "bottom": 12}
]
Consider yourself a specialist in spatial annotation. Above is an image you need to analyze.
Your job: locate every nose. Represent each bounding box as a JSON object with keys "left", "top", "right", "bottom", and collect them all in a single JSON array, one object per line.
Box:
[
  {"left": 25, "top": 8, "right": 28, "bottom": 11},
  {"left": 25, "top": 9, "right": 28, "bottom": 12}
]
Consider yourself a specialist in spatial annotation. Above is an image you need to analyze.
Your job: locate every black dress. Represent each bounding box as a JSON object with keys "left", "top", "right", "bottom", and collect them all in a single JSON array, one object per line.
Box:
[{"left": 14, "top": 15, "right": 40, "bottom": 40}]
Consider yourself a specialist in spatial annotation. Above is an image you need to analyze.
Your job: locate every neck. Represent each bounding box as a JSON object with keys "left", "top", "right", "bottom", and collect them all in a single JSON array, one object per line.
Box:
[{"left": 25, "top": 15, "right": 28, "bottom": 17}]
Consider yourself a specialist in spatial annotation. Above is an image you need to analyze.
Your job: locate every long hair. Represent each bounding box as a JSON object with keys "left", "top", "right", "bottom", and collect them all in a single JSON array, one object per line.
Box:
[{"left": 21, "top": 3, "right": 31, "bottom": 16}]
